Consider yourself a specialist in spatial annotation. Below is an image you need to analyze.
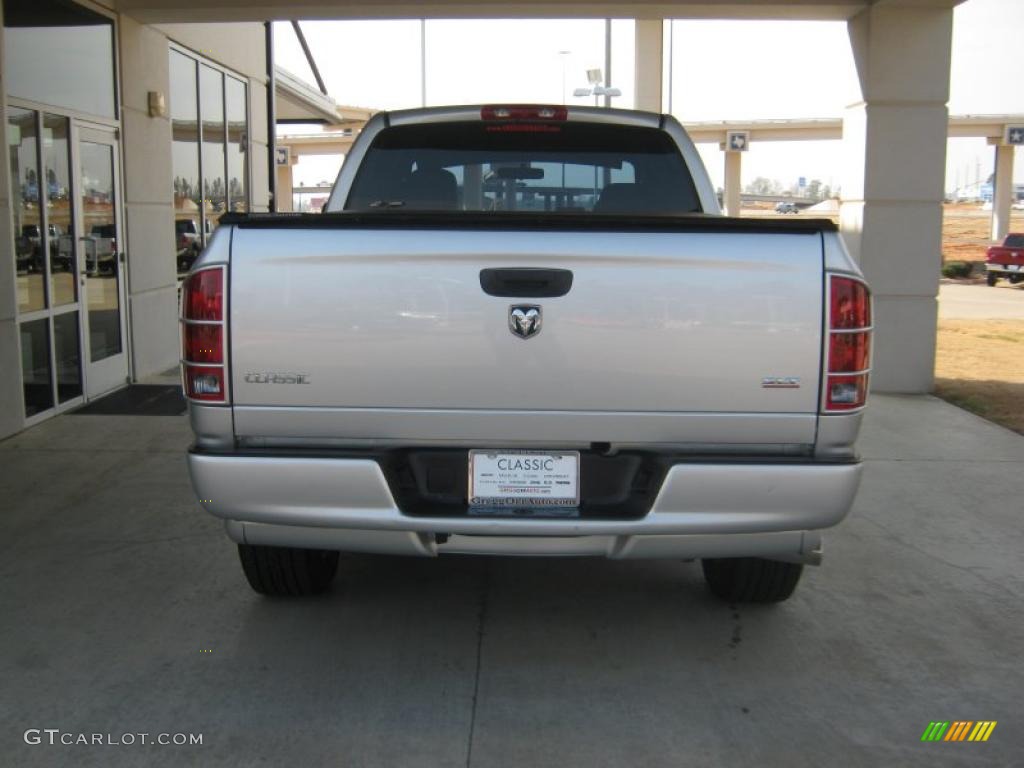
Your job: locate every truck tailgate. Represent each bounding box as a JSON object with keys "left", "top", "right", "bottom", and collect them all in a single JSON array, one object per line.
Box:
[{"left": 229, "top": 226, "right": 824, "bottom": 444}]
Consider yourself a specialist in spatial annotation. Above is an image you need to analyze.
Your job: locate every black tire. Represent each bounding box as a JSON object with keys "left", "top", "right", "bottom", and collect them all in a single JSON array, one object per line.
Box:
[
  {"left": 701, "top": 557, "right": 804, "bottom": 603},
  {"left": 237, "top": 544, "right": 339, "bottom": 596},
  {"left": 987, "top": 272, "right": 999, "bottom": 286},
  {"left": 1009, "top": 274, "right": 1023, "bottom": 285}
]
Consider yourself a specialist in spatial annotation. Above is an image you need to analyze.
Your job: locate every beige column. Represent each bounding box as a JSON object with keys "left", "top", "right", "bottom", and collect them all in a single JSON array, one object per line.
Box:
[
  {"left": 634, "top": 19, "right": 663, "bottom": 113},
  {"left": 723, "top": 149, "right": 742, "bottom": 217},
  {"left": 840, "top": 2, "right": 955, "bottom": 393},
  {"left": 119, "top": 16, "right": 177, "bottom": 382},
  {"left": 276, "top": 160, "right": 294, "bottom": 212},
  {"left": 990, "top": 142, "right": 1015, "bottom": 242}
]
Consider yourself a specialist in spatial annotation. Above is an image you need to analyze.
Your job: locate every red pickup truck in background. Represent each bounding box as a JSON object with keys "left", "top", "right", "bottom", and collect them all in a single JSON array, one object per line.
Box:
[{"left": 985, "top": 233, "right": 1024, "bottom": 286}]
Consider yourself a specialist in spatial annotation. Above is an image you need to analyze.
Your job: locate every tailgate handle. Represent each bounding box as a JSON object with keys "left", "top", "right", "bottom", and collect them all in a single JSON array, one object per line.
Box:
[{"left": 479, "top": 268, "right": 573, "bottom": 298}]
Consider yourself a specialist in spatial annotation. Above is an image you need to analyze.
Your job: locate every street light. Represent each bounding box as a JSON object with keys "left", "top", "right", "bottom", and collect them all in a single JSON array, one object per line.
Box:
[
  {"left": 573, "top": 85, "right": 622, "bottom": 106},
  {"left": 573, "top": 67, "right": 621, "bottom": 107}
]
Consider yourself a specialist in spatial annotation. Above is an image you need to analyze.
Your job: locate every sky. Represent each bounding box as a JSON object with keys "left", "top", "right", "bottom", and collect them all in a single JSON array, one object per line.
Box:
[{"left": 274, "top": 0, "right": 1024, "bottom": 194}]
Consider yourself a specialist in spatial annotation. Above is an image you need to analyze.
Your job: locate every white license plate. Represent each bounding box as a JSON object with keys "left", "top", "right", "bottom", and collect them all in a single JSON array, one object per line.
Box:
[
  {"left": 468, "top": 450, "right": 580, "bottom": 508},
  {"left": 1008, "top": 264, "right": 1020, "bottom": 271}
]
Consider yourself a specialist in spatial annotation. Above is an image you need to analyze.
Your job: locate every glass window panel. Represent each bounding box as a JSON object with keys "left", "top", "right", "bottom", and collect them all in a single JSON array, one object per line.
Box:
[
  {"left": 3, "top": 1, "right": 116, "bottom": 119},
  {"left": 170, "top": 50, "right": 202, "bottom": 276},
  {"left": 42, "top": 114, "right": 76, "bottom": 306},
  {"left": 53, "top": 311, "right": 82, "bottom": 403},
  {"left": 20, "top": 318, "right": 53, "bottom": 417},
  {"left": 226, "top": 76, "right": 248, "bottom": 213},
  {"left": 8, "top": 107, "right": 46, "bottom": 312},
  {"left": 200, "top": 65, "right": 226, "bottom": 243},
  {"left": 80, "top": 141, "right": 122, "bottom": 362}
]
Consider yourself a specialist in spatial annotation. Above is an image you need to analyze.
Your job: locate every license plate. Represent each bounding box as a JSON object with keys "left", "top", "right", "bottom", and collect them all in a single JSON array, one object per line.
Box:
[
  {"left": 468, "top": 450, "right": 580, "bottom": 508},
  {"left": 1008, "top": 264, "right": 1020, "bottom": 271}
]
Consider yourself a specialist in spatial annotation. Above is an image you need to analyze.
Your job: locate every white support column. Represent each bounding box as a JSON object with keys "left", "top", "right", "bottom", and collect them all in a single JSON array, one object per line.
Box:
[
  {"left": 840, "top": 2, "right": 955, "bottom": 393},
  {"left": 634, "top": 19, "right": 663, "bottom": 113},
  {"left": 723, "top": 150, "right": 742, "bottom": 217},
  {"left": 991, "top": 143, "right": 1015, "bottom": 242}
]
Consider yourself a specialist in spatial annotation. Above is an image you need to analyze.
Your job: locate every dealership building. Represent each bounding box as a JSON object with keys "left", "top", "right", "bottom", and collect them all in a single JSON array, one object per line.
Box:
[
  {"left": 0, "top": 0, "right": 282, "bottom": 439},
  {"left": 0, "top": 0, "right": 1009, "bottom": 441}
]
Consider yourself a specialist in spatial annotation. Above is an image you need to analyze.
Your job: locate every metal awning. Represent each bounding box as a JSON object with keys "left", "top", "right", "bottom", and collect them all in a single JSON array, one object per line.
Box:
[{"left": 274, "top": 66, "right": 375, "bottom": 125}]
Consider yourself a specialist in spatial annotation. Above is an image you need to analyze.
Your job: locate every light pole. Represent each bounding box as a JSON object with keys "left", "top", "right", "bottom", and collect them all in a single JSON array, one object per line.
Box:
[
  {"left": 420, "top": 20, "right": 427, "bottom": 107},
  {"left": 603, "top": 19, "right": 612, "bottom": 108},
  {"left": 573, "top": 71, "right": 622, "bottom": 199},
  {"left": 558, "top": 50, "right": 571, "bottom": 105},
  {"left": 667, "top": 20, "right": 674, "bottom": 115}
]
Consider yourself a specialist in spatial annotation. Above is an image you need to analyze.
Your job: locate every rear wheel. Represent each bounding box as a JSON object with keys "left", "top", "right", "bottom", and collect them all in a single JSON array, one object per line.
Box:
[
  {"left": 701, "top": 557, "right": 803, "bottom": 603},
  {"left": 237, "top": 544, "right": 339, "bottom": 596},
  {"left": 987, "top": 271, "right": 999, "bottom": 286}
]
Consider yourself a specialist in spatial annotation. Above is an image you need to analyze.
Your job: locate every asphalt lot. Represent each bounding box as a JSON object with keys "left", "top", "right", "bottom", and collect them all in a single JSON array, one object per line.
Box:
[
  {"left": 938, "top": 281, "right": 1024, "bottom": 320},
  {"left": 1, "top": 395, "right": 1022, "bottom": 767}
]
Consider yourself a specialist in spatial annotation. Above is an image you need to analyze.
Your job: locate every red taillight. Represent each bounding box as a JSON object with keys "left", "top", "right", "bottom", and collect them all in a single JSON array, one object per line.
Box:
[
  {"left": 830, "top": 276, "right": 870, "bottom": 329},
  {"left": 481, "top": 105, "right": 567, "bottom": 121},
  {"left": 181, "top": 266, "right": 227, "bottom": 404},
  {"left": 184, "top": 323, "right": 222, "bottom": 364},
  {"left": 825, "top": 275, "right": 871, "bottom": 411},
  {"left": 828, "top": 332, "right": 870, "bottom": 374},
  {"left": 183, "top": 268, "right": 223, "bottom": 321}
]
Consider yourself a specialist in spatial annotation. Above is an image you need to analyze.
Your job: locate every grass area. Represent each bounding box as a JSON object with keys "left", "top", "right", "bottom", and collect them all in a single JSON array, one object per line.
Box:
[
  {"left": 933, "top": 319, "right": 1024, "bottom": 435},
  {"left": 942, "top": 204, "right": 1024, "bottom": 265},
  {"left": 744, "top": 203, "right": 1024, "bottom": 268}
]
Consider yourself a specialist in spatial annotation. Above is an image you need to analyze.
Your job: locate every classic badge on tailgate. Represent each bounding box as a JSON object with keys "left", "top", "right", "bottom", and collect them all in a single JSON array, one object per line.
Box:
[{"left": 243, "top": 372, "right": 311, "bottom": 384}]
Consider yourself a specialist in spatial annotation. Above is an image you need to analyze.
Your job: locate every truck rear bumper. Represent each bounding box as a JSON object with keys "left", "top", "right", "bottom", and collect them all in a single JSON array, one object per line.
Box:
[
  {"left": 985, "top": 263, "right": 1023, "bottom": 274},
  {"left": 187, "top": 451, "right": 862, "bottom": 563}
]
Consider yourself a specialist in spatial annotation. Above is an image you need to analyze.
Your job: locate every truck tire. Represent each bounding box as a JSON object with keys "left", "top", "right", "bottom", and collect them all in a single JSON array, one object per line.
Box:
[
  {"left": 987, "top": 272, "right": 999, "bottom": 286},
  {"left": 237, "top": 544, "right": 339, "bottom": 596},
  {"left": 701, "top": 557, "right": 803, "bottom": 603}
]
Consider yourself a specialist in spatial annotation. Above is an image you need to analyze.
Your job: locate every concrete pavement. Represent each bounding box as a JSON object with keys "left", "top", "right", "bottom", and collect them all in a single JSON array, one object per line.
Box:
[
  {"left": 939, "top": 281, "right": 1024, "bottom": 320},
  {"left": 0, "top": 395, "right": 1022, "bottom": 767}
]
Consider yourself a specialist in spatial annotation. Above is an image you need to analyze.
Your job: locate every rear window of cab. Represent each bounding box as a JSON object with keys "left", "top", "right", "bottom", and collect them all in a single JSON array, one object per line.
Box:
[{"left": 345, "top": 120, "right": 701, "bottom": 216}]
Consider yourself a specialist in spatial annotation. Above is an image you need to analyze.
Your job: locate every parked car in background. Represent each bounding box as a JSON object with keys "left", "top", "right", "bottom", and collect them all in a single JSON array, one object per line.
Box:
[
  {"left": 775, "top": 201, "right": 800, "bottom": 214},
  {"left": 176, "top": 218, "right": 213, "bottom": 274},
  {"left": 15, "top": 226, "right": 37, "bottom": 273},
  {"left": 17, "top": 224, "right": 68, "bottom": 272},
  {"left": 87, "top": 224, "right": 118, "bottom": 274},
  {"left": 984, "top": 233, "right": 1024, "bottom": 286},
  {"left": 48, "top": 226, "right": 74, "bottom": 272}
]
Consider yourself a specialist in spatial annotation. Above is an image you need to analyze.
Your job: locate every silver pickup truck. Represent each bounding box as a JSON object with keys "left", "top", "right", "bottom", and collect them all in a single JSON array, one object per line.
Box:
[{"left": 183, "top": 105, "right": 871, "bottom": 603}]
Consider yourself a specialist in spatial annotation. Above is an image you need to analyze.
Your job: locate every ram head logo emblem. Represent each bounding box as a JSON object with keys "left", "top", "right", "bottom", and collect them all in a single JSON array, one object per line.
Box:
[{"left": 509, "top": 305, "right": 542, "bottom": 339}]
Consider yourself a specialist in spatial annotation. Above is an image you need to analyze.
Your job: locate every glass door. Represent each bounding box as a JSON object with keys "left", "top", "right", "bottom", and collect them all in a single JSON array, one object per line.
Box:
[
  {"left": 73, "top": 125, "right": 128, "bottom": 398},
  {"left": 8, "top": 107, "right": 84, "bottom": 420}
]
